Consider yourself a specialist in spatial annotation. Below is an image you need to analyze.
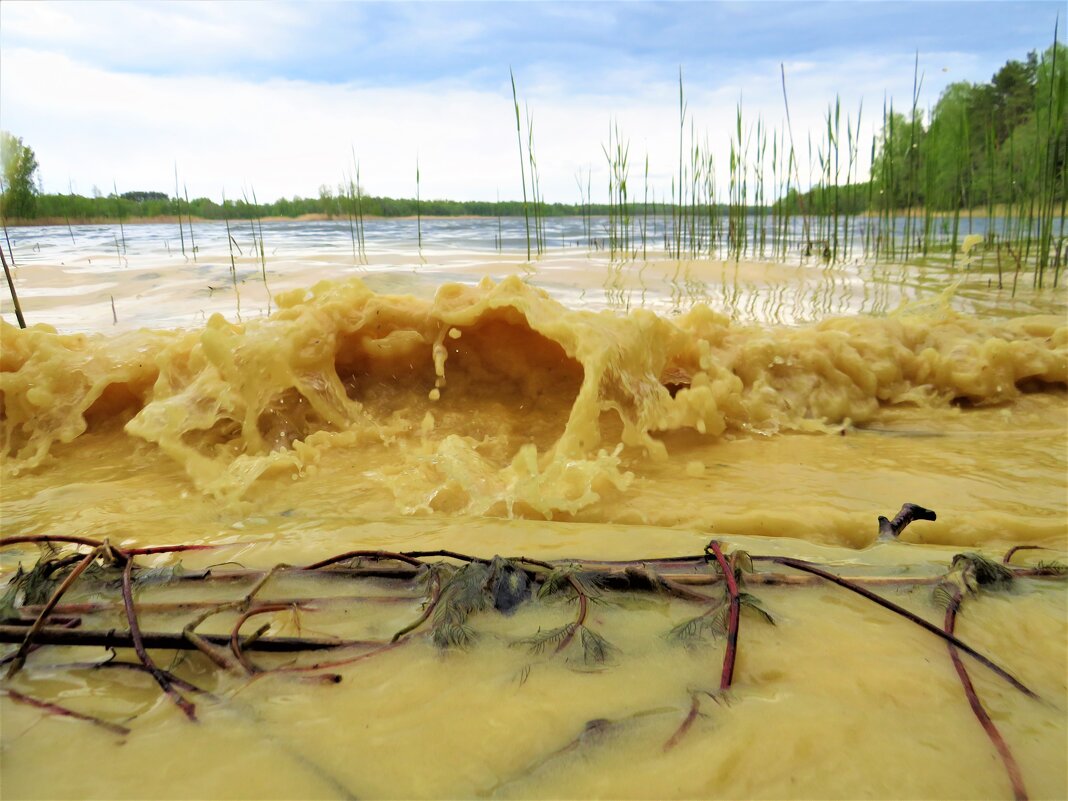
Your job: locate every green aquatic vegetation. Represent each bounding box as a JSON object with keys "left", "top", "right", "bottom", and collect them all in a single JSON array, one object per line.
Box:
[
  {"left": 1, "top": 531, "right": 1062, "bottom": 769},
  {"left": 510, "top": 68, "right": 532, "bottom": 260}
]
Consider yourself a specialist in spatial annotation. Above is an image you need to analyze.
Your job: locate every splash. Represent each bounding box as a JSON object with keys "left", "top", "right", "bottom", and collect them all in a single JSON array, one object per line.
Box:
[{"left": 2, "top": 276, "right": 1065, "bottom": 517}]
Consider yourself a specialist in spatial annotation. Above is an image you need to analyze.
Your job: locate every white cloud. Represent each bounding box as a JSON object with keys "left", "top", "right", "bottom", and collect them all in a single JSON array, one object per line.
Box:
[
  {"left": 0, "top": 41, "right": 989, "bottom": 204},
  {"left": 0, "top": 1, "right": 309, "bottom": 74}
]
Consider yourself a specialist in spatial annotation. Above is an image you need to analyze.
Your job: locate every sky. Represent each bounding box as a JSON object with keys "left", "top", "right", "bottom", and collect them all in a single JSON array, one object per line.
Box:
[{"left": 0, "top": 1, "right": 1064, "bottom": 204}]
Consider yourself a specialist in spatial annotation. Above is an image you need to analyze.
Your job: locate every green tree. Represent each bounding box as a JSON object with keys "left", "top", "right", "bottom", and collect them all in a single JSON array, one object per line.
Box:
[{"left": 0, "top": 132, "right": 40, "bottom": 218}]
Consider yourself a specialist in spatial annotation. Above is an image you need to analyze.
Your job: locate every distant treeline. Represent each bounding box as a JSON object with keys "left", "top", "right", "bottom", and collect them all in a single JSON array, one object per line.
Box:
[
  {"left": 23, "top": 191, "right": 756, "bottom": 222},
  {"left": 781, "top": 42, "right": 1066, "bottom": 216}
]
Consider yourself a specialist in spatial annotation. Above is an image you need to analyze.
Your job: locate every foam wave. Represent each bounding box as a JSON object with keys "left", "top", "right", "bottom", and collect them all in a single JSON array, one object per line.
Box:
[{"left": 2, "top": 276, "right": 1065, "bottom": 516}]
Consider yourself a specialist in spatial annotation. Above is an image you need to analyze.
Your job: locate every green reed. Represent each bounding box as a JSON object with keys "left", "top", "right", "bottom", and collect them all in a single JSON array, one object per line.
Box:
[
  {"left": 415, "top": 155, "right": 422, "bottom": 253},
  {"left": 642, "top": 153, "right": 649, "bottom": 259},
  {"left": 602, "top": 120, "right": 631, "bottom": 258},
  {"left": 222, "top": 190, "right": 242, "bottom": 321},
  {"left": 496, "top": 188, "right": 503, "bottom": 252},
  {"left": 526, "top": 105, "right": 546, "bottom": 254},
  {"left": 112, "top": 181, "right": 127, "bottom": 255},
  {"left": 173, "top": 165, "right": 186, "bottom": 259},
  {"left": 1, "top": 232, "right": 25, "bottom": 328},
  {"left": 509, "top": 68, "right": 532, "bottom": 260},
  {"left": 242, "top": 187, "right": 270, "bottom": 311},
  {"left": 344, "top": 170, "right": 358, "bottom": 262},
  {"left": 183, "top": 184, "right": 196, "bottom": 262},
  {"left": 351, "top": 149, "right": 367, "bottom": 263}
]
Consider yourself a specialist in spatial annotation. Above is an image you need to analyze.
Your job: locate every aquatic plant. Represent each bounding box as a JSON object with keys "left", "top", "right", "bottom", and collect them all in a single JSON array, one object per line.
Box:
[
  {"left": 173, "top": 164, "right": 187, "bottom": 259},
  {"left": 934, "top": 553, "right": 1030, "bottom": 801},
  {"left": 3, "top": 531, "right": 1061, "bottom": 747},
  {"left": 0, "top": 242, "right": 24, "bottom": 328},
  {"left": 510, "top": 68, "right": 532, "bottom": 260},
  {"left": 222, "top": 190, "right": 242, "bottom": 321}
]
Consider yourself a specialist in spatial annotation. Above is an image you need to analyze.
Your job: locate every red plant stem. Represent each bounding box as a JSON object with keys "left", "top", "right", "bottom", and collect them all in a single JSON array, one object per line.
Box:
[
  {"left": 391, "top": 571, "right": 443, "bottom": 642},
  {"left": 400, "top": 549, "right": 488, "bottom": 563},
  {"left": 945, "top": 590, "right": 1028, "bottom": 801},
  {"left": 663, "top": 692, "right": 701, "bottom": 751},
  {"left": 302, "top": 550, "right": 427, "bottom": 571},
  {"left": 400, "top": 550, "right": 555, "bottom": 572},
  {"left": 229, "top": 604, "right": 292, "bottom": 674},
  {"left": 120, "top": 558, "right": 197, "bottom": 721},
  {"left": 269, "top": 638, "right": 408, "bottom": 675},
  {"left": 758, "top": 555, "right": 1039, "bottom": 700},
  {"left": 17, "top": 594, "right": 415, "bottom": 617},
  {"left": 1002, "top": 545, "right": 1047, "bottom": 564},
  {"left": 3, "top": 688, "right": 131, "bottom": 736},
  {"left": 708, "top": 541, "right": 740, "bottom": 691},
  {"left": 61, "top": 660, "right": 215, "bottom": 699},
  {"left": 5, "top": 547, "right": 100, "bottom": 679},
  {"left": 0, "top": 624, "right": 375, "bottom": 652},
  {"left": 1, "top": 535, "right": 103, "bottom": 549},
  {"left": 554, "top": 576, "right": 589, "bottom": 654},
  {"left": 125, "top": 544, "right": 219, "bottom": 556},
  {"left": 0, "top": 535, "right": 215, "bottom": 555}
]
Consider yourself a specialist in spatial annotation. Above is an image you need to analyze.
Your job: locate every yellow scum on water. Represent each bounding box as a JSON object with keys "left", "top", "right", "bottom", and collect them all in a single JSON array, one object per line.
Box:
[{"left": 1, "top": 276, "right": 1066, "bottom": 515}]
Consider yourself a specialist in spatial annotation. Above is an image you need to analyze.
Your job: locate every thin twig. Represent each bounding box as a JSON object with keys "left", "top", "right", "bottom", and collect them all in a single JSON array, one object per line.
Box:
[
  {"left": 230, "top": 604, "right": 292, "bottom": 674},
  {"left": 268, "top": 638, "right": 408, "bottom": 675},
  {"left": 18, "top": 593, "right": 416, "bottom": 616},
  {"left": 303, "top": 550, "right": 427, "bottom": 571},
  {"left": 391, "top": 570, "right": 443, "bottom": 642},
  {"left": 1003, "top": 545, "right": 1048, "bottom": 564},
  {"left": 757, "top": 555, "right": 1039, "bottom": 699},
  {"left": 0, "top": 625, "right": 376, "bottom": 652},
  {"left": 708, "top": 541, "right": 740, "bottom": 691},
  {"left": 554, "top": 575, "right": 589, "bottom": 654},
  {"left": 663, "top": 692, "right": 701, "bottom": 751},
  {"left": 120, "top": 558, "right": 198, "bottom": 721},
  {"left": 0, "top": 535, "right": 217, "bottom": 556},
  {"left": 944, "top": 589, "right": 1028, "bottom": 801},
  {"left": 2, "top": 688, "right": 130, "bottom": 736},
  {"left": 0, "top": 243, "right": 26, "bottom": 328}
]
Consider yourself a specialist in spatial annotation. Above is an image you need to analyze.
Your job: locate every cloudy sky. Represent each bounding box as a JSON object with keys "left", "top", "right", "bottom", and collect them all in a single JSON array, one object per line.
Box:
[{"left": 0, "top": 1, "right": 1063, "bottom": 204}]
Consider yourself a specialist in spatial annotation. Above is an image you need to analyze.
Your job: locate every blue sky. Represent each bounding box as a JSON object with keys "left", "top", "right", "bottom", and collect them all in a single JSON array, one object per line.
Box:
[{"left": 1, "top": 1, "right": 1063, "bottom": 203}]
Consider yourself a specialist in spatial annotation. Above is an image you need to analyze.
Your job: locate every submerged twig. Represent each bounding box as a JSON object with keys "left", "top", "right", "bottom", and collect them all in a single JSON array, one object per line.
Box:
[
  {"left": 943, "top": 587, "right": 1028, "bottom": 801},
  {"left": 303, "top": 550, "right": 426, "bottom": 571},
  {"left": 230, "top": 603, "right": 293, "bottom": 674},
  {"left": 0, "top": 625, "right": 376, "bottom": 653},
  {"left": 390, "top": 569, "right": 444, "bottom": 642},
  {"left": 758, "top": 554, "right": 1039, "bottom": 699},
  {"left": 120, "top": 558, "right": 197, "bottom": 721},
  {"left": 663, "top": 691, "right": 702, "bottom": 751},
  {"left": 554, "top": 576, "right": 589, "bottom": 654},
  {"left": 1003, "top": 545, "right": 1048, "bottom": 564},
  {"left": 2, "top": 688, "right": 130, "bottom": 736},
  {"left": 707, "top": 541, "right": 740, "bottom": 691}
]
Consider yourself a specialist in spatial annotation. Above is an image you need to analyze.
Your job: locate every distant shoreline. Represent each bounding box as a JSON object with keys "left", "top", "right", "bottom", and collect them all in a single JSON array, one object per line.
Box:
[
  {"left": 3, "top": 207, "right": 1038, "bottom": 228},
  {"left": 3, "top": 213, "right": 503, "bottom": 227}
]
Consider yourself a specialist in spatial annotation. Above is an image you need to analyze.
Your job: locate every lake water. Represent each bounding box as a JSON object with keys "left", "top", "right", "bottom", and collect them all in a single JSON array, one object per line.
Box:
[{"left": 1, "top": 218, "right": 1066, "bottom": 799}]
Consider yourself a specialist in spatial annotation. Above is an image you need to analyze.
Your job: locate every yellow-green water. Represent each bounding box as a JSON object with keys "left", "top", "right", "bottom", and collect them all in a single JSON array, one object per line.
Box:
[{"left": 1, "top": 244, "right": 1066, "bottom": 799}]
